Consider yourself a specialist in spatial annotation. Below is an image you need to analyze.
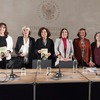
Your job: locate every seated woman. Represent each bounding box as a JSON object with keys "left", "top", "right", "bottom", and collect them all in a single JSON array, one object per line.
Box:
[
  {"left": 54, "top": 28, "right": 74, "bottom": 67},
  {"left": 35, "top": 27, "right": 55, "bottom": 67},
  {"left": 15, "top": 26, "right": 35, "bottom": 68},
  {"left": 91, "top": 32, "right": 100, "bottom": 68},
  {"left": 73, "top": 28, "right": 94, "bottom": 67}
]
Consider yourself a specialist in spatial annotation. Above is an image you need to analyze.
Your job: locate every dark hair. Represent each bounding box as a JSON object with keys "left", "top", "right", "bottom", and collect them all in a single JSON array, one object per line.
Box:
[
  {"left": 77, "top": 28, "right": 87, "bottom": 37},
  {"left": 0, "top": 22, "right": 9, "bottom": 37},
  {"left": 59, "top": 28, "right": 69, "bottom": 38},
  {"left": 38, "top": 27, "right": 51, "bottom": 38},
  {"left": 94, "top": 32, "right": 100, "bottom": 42}
]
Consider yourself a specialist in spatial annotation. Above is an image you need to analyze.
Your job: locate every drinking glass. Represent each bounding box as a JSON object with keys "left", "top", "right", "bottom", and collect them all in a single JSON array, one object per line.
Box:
[
  {"left": 37, "top": 60, "right": 41, "bottom": 74},
  {"left": 82, "top": 67, "right": 87, "bottom": 74},
  {"left": 21, "top": 67, "right": 26, "bottom": 76},
  {"left": 46, "top": 67, "right": 51, "bottom": 76}
]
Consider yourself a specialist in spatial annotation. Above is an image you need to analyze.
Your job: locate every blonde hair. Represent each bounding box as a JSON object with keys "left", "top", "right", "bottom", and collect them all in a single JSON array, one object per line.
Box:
[{"left": 22, "top": 26, "right": 31, "bottom": 35}]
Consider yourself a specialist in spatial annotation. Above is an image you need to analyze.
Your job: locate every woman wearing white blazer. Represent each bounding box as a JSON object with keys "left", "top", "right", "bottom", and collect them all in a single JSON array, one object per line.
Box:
[
  {"left": 0, "top": 23, "right": 13, "bottom": 69},
  {"left": 54, "top": 28, "right": 74, "bottom": 66}
]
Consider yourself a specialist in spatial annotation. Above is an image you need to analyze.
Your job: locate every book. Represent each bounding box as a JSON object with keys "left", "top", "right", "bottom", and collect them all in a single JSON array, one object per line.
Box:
[
  {"left": 0, "top": 46, "right": 7, "bottom": 57},
  {"left": 18, "top": 45, "right": 24, "bottom": 54},
  {"left": 41, "top": 48, "right": 48, "bottom": 60}
]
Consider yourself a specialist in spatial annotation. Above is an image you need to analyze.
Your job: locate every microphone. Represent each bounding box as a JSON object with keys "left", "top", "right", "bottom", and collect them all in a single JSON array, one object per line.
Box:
[{"left": 7, "top": 60, "right": 18, "bottom": 79}]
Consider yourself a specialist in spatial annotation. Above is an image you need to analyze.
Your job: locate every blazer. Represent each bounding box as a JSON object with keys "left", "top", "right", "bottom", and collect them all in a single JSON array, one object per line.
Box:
[
  {"left": 35, "top": 38, "right": 55, "bottom": 59},
  {"left": 15, "top": 36, "right": 35, "bottom": 63},
  {"left": 54, "top": 38, "right": 74, "bottom": 66},
  {"left": 73, "top": 38, "right": 92, "bottom": 64}
]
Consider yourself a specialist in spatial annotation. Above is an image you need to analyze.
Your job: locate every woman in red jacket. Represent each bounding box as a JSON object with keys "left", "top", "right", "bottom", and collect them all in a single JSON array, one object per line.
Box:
[{"left": 73, "top": 28, "right": 94, "bottom": 67}]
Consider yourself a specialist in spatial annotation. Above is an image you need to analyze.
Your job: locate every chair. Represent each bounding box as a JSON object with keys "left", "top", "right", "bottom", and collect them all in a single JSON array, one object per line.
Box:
[
  {"left": 59, "top": 61, "right": 73, "bottom": 68},
  {"left": 32, "top": 59, "right": 51, "bottom": 68}
]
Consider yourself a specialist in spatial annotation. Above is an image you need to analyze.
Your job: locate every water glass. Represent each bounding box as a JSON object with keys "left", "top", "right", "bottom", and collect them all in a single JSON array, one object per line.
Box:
[
  {"left": 21, "top": 67, "right": 26, "bottom": 76},
  {"left": 82, "top": 67, "right": 87, "bottom": 74},
  {"left": 73, "top": 59, "right": 78, "bottom": 73},
  {"left": 37, "top": 60, "right": 41, "bottom": 74},
  {"left": 46, "top": 67, "right": 51, "bottom": 76}
]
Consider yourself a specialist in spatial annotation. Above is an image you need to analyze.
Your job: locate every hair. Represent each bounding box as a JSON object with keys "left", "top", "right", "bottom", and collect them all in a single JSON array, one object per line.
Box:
[
  {"left": 94, "top": 32, "right": 100, "bottom": 42},
  {"left": 59, "top": 28, "right": 69, "bottom": 38},
  {"left": 77, "top": 28, "right": 87, "bottom": 37},
  {"left": 22, "top": 26, "right": 31, "bottom": 35},
  {"left": 38, "top": 27, "right": 51, "bottom": 38},
  {"left": 0, "top": 22, "right": 9, "bottom": 37}
]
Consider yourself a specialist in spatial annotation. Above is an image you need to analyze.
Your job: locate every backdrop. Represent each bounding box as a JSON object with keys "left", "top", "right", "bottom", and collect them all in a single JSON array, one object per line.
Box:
[{"left": 0, "top": 0, "right": 100, "bottom": 47}]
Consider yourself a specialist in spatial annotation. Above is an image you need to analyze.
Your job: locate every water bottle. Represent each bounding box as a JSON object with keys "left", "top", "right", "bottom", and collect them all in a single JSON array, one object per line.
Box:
[{"left": 73, "top": 59, "right": 78, "bottom": 73}]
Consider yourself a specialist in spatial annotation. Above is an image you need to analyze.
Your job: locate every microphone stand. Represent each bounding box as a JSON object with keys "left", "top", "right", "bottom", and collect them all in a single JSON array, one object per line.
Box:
[
  {"left": 53, "top": 65, "right": 63, "bottom": 80},
  {"left": 10, "top": 67, "right": 17, "bottom": 79},
  {"left": 9, "top": 61, "right": 18, "bottom": 79}
]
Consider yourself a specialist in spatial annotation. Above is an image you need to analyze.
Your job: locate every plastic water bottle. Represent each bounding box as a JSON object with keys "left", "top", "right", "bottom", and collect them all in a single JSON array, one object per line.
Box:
[{"left": 73, "top": 59, "right": 78, "bottom": 73}]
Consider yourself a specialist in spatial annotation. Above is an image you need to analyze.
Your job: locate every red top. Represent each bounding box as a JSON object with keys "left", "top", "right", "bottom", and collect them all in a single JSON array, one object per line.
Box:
[{"left": 62, "top": 38, "right": 67, "bottom": 53}]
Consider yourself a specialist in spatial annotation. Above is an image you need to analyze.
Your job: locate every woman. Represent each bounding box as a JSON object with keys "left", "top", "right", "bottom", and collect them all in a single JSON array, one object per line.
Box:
[
  {"left": 15, "top": 26, "right": 35, "bottom": 68},
  {"left": 0, "top": 22, "right": 13, "bottom": 69},
  {"left": 91, "top": 32, "right": 100, "bottom": 67},
  {"left": 35, "top": 27, "right": 55, "bottom": 67},
  {"left": 73, "top": 28, "right": 94, "bottom": 67},
  {"left": 54, "top": 28, "right": 74, "bottom": 66}
]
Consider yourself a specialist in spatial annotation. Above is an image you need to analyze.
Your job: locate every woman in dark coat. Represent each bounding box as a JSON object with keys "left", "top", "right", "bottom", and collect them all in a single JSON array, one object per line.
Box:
[
  {"left": 15, "top": 26, "right": 35, "bottom": 68},
  {"left": 35, "top": 27, "right": 55, "bottom": 67}
]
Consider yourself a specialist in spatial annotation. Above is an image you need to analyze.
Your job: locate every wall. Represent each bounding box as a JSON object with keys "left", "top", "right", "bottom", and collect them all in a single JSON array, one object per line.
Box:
[{"left": 0, "top": 0, "right": 100, "bottom": 47}]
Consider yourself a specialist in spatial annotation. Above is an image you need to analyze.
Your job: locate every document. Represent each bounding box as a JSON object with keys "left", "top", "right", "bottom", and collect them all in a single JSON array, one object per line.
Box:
[
  {"left": 18, "top": 45, "right": 24, "bottom": 54},
  {"left": 86, "top": 67, "right": 98, "bottom": 72}
]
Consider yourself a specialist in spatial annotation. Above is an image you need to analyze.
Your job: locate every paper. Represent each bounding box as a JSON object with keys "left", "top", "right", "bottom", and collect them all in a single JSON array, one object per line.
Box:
[
  {"left": 19, "top": 45, "right": 24, "bottom": 54},
  {"left": 86, "top": 67, "right": 98, "bottom": 72}
]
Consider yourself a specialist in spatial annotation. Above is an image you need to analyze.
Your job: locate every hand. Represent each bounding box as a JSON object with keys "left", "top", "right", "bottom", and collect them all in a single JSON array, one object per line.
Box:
[
  {"left": 38, "top": 50, "right": 42, "bottom": 54},
  {"left": 6, "top": 51, "right": 11, "bottom": 57},
  {"left": 89, "top": 60, "right": 95, "bottom": 67},
  {"left": 58, "top": 55, "right": 63, "bottom": 59},
  {"left": 47, "top": 52, "right": 51, "bottom": 57},
  {"left": 63, "top": 57, "right": 71, "bottom": 61},
  {"left": 19, "top": 53, "right": 25, "bottom": 57}
]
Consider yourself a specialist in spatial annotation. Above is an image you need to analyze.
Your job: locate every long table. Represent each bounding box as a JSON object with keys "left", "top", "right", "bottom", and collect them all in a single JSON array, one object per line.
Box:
[
  {"left": 0, "top": 68, "right": 100, "bottom": 100},
  {"left": 0, "top": 69, "right": 36, "bottom": 100},
  {"left": 78, "top": 68, "right": 100, "bottom": 100},
  {"left": 35, "top": 68, "right": 89, "bottom": 100}
]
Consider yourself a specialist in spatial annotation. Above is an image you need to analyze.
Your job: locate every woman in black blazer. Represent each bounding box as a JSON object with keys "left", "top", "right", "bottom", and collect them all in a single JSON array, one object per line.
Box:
[
  {"left": 35, "top": 27, "right": 55, "bottom": 67},
  {"left": 15, "top": 26, "right": 35, "bottom": 68}
]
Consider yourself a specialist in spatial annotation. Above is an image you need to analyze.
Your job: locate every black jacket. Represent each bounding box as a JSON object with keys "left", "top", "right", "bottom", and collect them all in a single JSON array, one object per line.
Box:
[
  {"left": 35, "top": 38, "right": 55, "bottom": 67},
  {"left": 15, "top": 36, "right": 36, "bottom": 63}
]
